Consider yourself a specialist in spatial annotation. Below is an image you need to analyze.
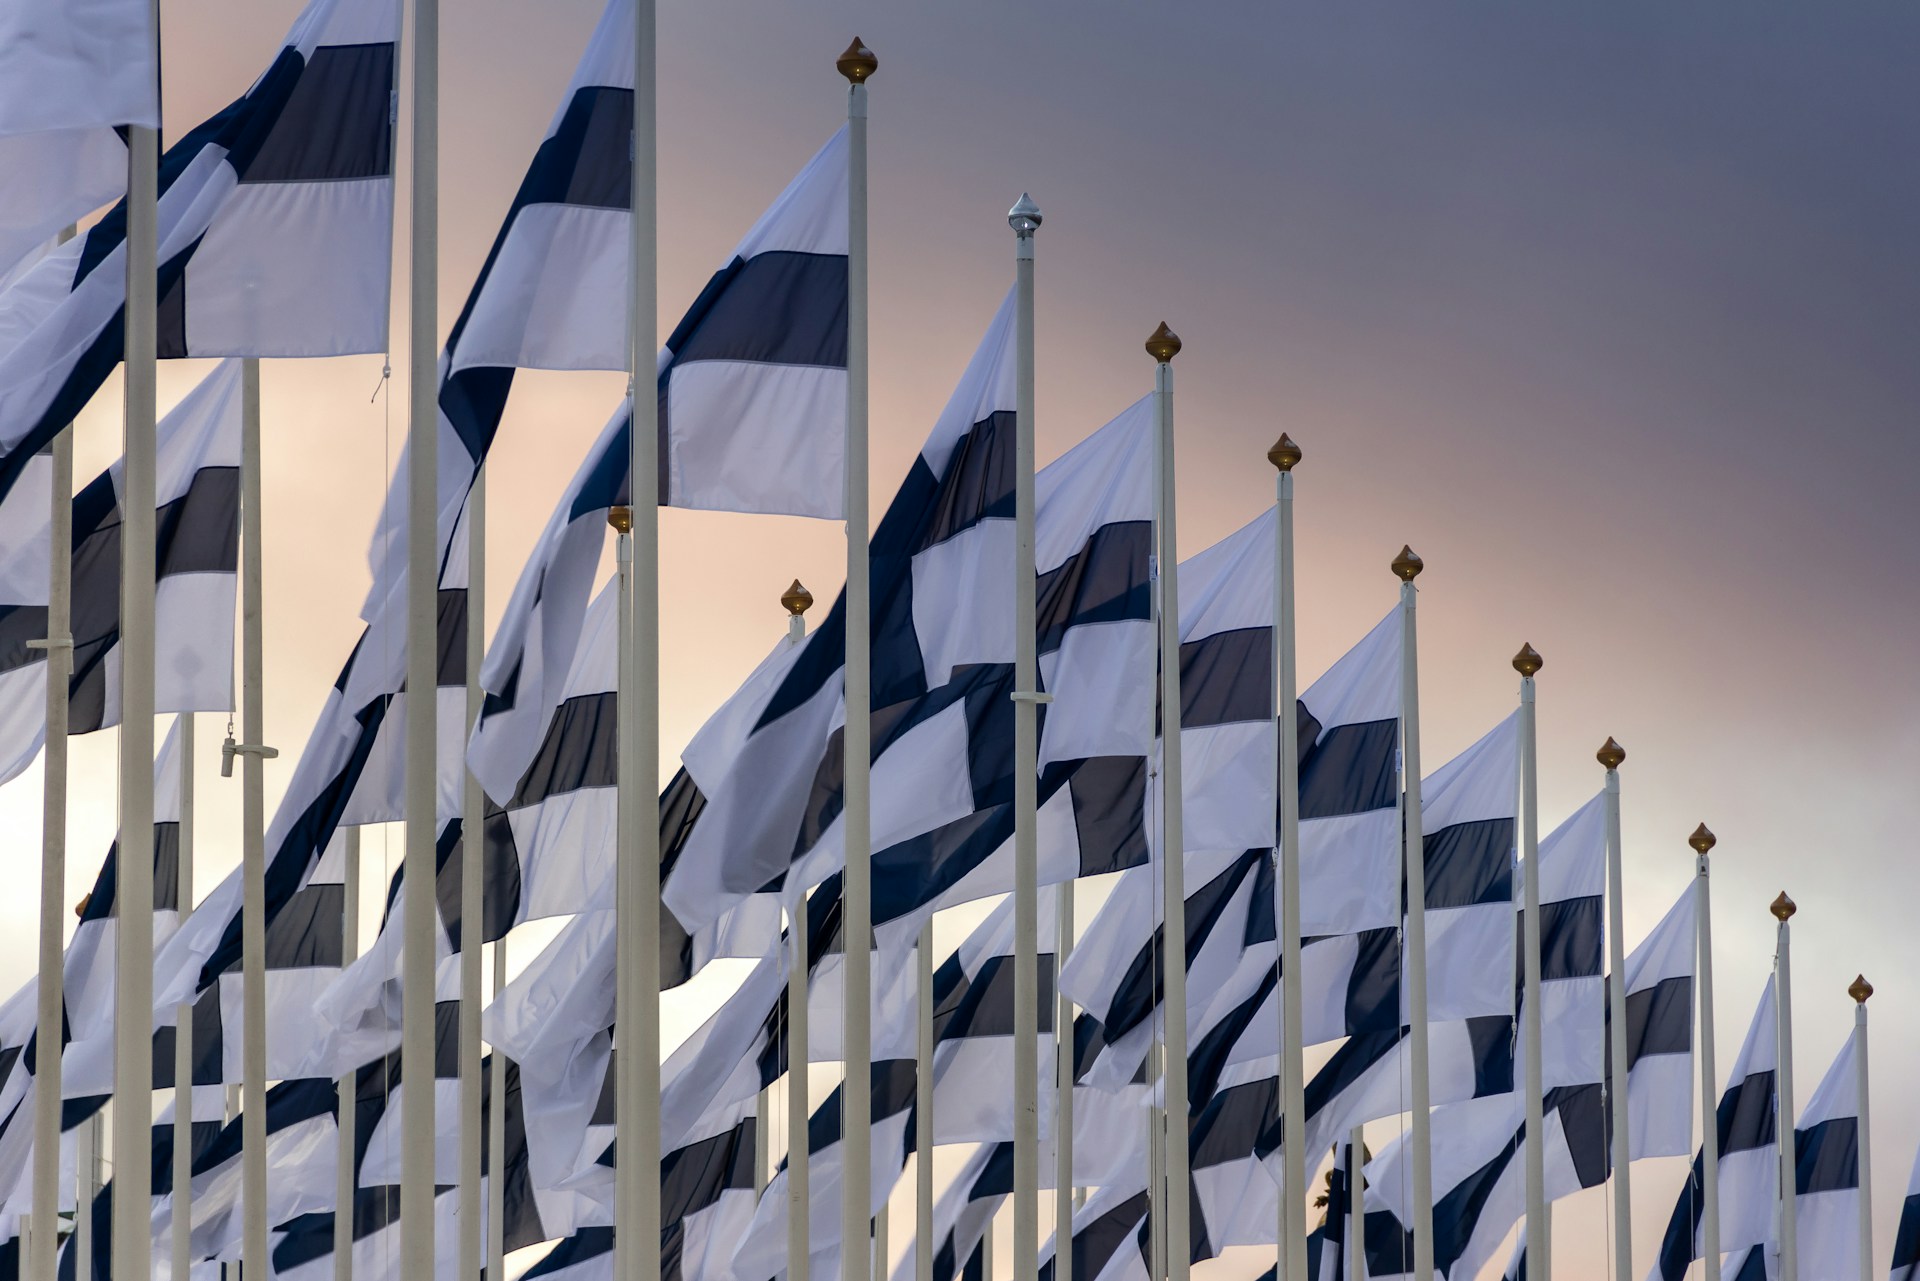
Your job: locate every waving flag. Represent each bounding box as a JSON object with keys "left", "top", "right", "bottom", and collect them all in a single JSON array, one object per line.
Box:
[
  {"left": 1617, "top": 887, "right": 1697, "bottom": 1160},
  {"left": 1891, "top": 1142, "right": 1920, "bottom": 1281},
  {"left": 1788, "top": 1029, "right": 1866, "bottom": 1281}
]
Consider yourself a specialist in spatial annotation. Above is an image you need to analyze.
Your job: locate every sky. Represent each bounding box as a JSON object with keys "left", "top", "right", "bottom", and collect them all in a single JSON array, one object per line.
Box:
[{"left": 1, "top": 3, "right": 1917, "bottom": 1279}]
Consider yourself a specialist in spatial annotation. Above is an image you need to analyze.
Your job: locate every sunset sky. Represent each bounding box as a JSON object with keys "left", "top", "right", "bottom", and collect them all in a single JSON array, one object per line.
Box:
[{"left": 0, "top": 4, "right": 1915, "bottom": 1278}]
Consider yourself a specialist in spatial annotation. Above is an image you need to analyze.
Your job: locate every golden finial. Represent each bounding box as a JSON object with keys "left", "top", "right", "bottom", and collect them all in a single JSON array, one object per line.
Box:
[
  {"left": 1596, "top": 737, "right": 1625, "bottom": 770},
  {"left": 1688, "top": 823, "right": 1716, "bottom": 854},
  {"left": 1770, "top": 891, "right": 1796, "bottom": 922},
  {"left": 1145, "top": 322, "right": 1182, "bottom": 364},
  {"left": 1268, "top": 434, "right": 1302, "bottom": 473},
  {"left": 1391, "top": 545, "right": 1423, "bottom": 582},
  {"left": 781, "top": 579, "right": 814, "bottom": 617},
  {"left": 73, "top": 893, "right": 90, "bottom": 919},
  {"left": 836, "top": 38, "right": 877, "bottom": 84},
  {"left": 1511, "top": 643, "right": 1543, "bottom": 678},
  {"left": 1849, "top": 975, "right": 1874, "bottom": 1004}
]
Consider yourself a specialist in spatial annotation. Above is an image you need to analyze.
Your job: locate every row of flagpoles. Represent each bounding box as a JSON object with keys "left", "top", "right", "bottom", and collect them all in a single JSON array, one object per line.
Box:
[{"left": 0, "top": 4, "right": 1902, "bottom": 1281}]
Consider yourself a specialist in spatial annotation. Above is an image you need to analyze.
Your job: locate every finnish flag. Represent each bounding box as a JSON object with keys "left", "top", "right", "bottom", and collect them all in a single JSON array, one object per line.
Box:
[
  {"left": 886, "top": 1141, "right": 1010, "bottom": 1281},
  {"left": 0, "top": 0, "right": 398, "bottom": 503},
  {"left": 0, "top": 359, "right": 241, "bottom": 788},
  {"left": 1038, "top": 1184, "right": 1153, "bottom": 1281},
  {"left": 1649, "top": 976, "right": 1781, "bottom": 1281},
  {"left": 1890, "top": 1139, "right": 1920, "bottom": 1281},
  {"left": 1616, "top": 887, "right": 1697, "bottom": 1160},
  {"left": 1787, "top": 1028, "right": 1866, "bottom": 1281}
]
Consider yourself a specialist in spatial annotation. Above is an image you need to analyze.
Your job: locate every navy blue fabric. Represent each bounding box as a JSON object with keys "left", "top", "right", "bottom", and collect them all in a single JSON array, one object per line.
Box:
[
  {"left": 512, "top": 85, "right": 632, "bottom": 211},
  {"left": 1298, "top": 715, "right": 1399, "bottom": 821},
  {"left": 1624, "top": 975, "right": 1693, "bottom": 1064},
  {"left": 1539, "top": 895, "right": 1603, "bottom": 981},
  {"left": 1468, "top": 1015, "right": 1517, "bottom": 1097},
  {"left": 231, "top": 43, "right": 394, "bottom": 183},
  {"left": 1036, "top": 1191, "right": 1149, "bottom": 1281},
  {"left": 1891, "top": 1191, "right": 1920, "bottom": 1281},
  {"left": 802, "top": 1058, "right": 917, "bottom": 1159},
  {"left": 1344, "top": 927, "right": 1404, "bottom": 1034},
  {"left": 1653, "top": 1154, "right": 1709, "bottom": 1281},
  {"left": 1720, "top": 1068, "right": 1779, "bottom": 1155},
  {"left": 940, "top": 952, "right": 1056, "bottom": 1039},
  {"left": 1422, "top": 818, "right": 1514, "bottom": 911},
  {"left": 524, "top": 1228, "right": 616, "bottom": 1279},
  {"left": 1100, "top": 850, "right": 1264, "bottom": 1039},
  {"left": 1178, "top": 626, "right": 1269, "bottom": 728},
  {"left": 1035, "top": 520, "right": 1153, "bottom": 656},
  {"left": 666, "top": 251, "right": 848, "bottom": 370},
  {"left": 1796, "top": 1116, "right": 1860, "bottom": 1195}
]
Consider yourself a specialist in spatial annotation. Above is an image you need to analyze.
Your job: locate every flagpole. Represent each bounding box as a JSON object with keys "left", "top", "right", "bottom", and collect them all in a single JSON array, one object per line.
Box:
[
  {"left": 1850, "top": 976, "right": 1874, "bottom": 1281},
  {"left": 1056, "top": 887, "right": 1076, "bottom": 1281},
  {"left": 1516, "top": 643, "right": 1547, "bottom": 1281},
  {"left": 336, "top": 826, "right": 361, "bottom": 1281},
  {"left": 1691, "top": 825, "right": 1720, "bottom": 1281},
  {"left": 1270, "top": 434, "right": 1306, "bottom": 1281},
  {"left": 399, "top": 0, "right": 441, "bottom": 1271},
  {"left": 1009, "top": 189, "right": 1043, "bottom": 1281},
  {"left": 1348, "top": 1132, "right": 1365, "bottom": 1281},
  {"left": 839, "top": 41, "right": 877, "bottom": 1281},
  {"left": 113, "top": 3, "right": 162, "bottom": 1273},
  {"left": 459, "top": 467, "right": 487, "bottom": 1281},
  {"left": 489, "top": 936, "right": 508, "bottom": 1281},
  {"left": 1772, "top": 893, "right": 1798, "bottom": 1281},
  {"left": 1148, "top": 321, "right": 1190, "bottom": 1281},
  {"left": 1599, "top": 738, "right": 1631, "bottom": 1281},
  {"left": 1392, "top": 545, "right": 1433, "bottom": 1281},
  {"left": 785, "top": 581, "right": 814, "bottom": 1281},
  {"left": 918, "top": 917, "right": 935, "bottom": 1281},
  {"left": 174, "top": 711, "right": 196, "bottom": 1281}
]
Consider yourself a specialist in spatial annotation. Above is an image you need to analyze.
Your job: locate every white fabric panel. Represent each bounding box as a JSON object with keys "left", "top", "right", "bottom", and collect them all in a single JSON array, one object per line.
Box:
[
  {"left": 664, "top": 359, "right": 847, "bottom": 519},
  {"left": 449, "top": 204, "right": 628, "bottom": 374},
  {"left": 1714, "top": 1145, "right": 1780, "bottom": 1259},
  {"left": 1179, "top": 506, "right": 1273, "bottom": 641},
  {"left": 911, "top": 518, "right": 1015, "bottom": 686},
  {"left": 805, "top": 945, "right": 922, "bottom": 1065},
  {"left": 0, "top": 129, "right": 122, "bottom": 280},
  {"left": 1422, "top": 711, "right": 1519, "bottom": 833},
  {"left": 1181, "top": 719, "right": 1271, "bottom": 854},
  {"left": 1302, "top": 806, "right": 1401, "bottom": 936},
  {"left": 1040, "top": 618, "right": 1155, "bottom": 766},
  {"left": 919, "top": 287, "right": 1016, "bottom": 477},
  {"left": 1538, "top": 975, "right": 1604, "bottom": 1092},
  {"left": 185, "top": 178, "right": 393, "bottom": 357},
  {"left": 1033, "top": 396, "right": 1154, "bottom": 572},
  {"left": 733, "top": 126, "right": 848, "bottom": 259},
  {"left": 1538, "top": 792, "right": 1607, "bottom": 902},
  {"left": 729, "top": 1101, "right": 914, "bottom": 1281},
  {"left": 156, "top": 571, "right": 238, "bottom": 714},
  {"left": 0, "top": 451, "right": 51, "bottom": 600},
  {"left": 513, "top": 786, "right": 618, "bottom": 921},
  {"left": 0, "top": 0, "right": 157, "bottom": 134},
  {"left": 1629, "top": 1053, "right": 1695, "bottom": 1160},
  {"left": 0, "top": 664, "right": 46, "bottom": 786},
  {"left": 1416, "top": 899, "right": 1515, "bottom": 1024},
  {"left": 358, "top": 1075, "right": 463, "bottom": 1187},
  {"left": 175, "top": 1112, "right": 338, "bottom": 1262},
  {"left": 1799, "top": 1193, "right": 1859, "bottom": 1281},
  {"left": 1301, "top": 607, "right": 1400, "bottom": 729},
  {"left": 1627, "top": 889, "right": 1698, "bottom": 991}
]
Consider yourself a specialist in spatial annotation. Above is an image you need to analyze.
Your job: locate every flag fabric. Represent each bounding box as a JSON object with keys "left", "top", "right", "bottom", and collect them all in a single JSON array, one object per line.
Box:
[
  {"left": 1649, "top": 977, "right": 1781, "bottom": 1281},
  {"left": 887, "top": 1142, "right": 1008, "bottom": 1281},
  {"left": 0, "top": 359, "right": 241, "bottom": 787},
  {"left": 1790, "top": 1029, "right": 1865, "bottom": 1281},
  {"left": 0, "top": 130, "right": 125, "bottom": 282},
  {"left": 1617, "top": 887, "right": 1697, "bottom": 1160},
  {"left": 1038, "top": 1185, "right": 1153, "bottom": 1281},
  {"left": 1890, "top": 1140, "right": 1920, "bottom": 1281},
  {"left": 0, "top": 0, "right": 398, "bottom": 504},
  {"left": 1411, "top": 712, "right": 1518, "bottom": 1025},
  {"left": 1501, "top": 1226, "right": 1529, "bottom": 1281}
]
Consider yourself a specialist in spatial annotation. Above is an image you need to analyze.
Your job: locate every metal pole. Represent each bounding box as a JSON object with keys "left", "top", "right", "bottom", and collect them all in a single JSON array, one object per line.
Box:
[
  {"left": 1009, "top": 190, "right": 1042, "bottom": 1281},
  {"left": 1599, "top": 740, "right": 1631, "bottom": 1281},
  {"left": 459, "top": 467, "right": 486, "bottom": 1281},
  {"left": 30, "top": 222, "right": 75, "bottom": 1273},
  {"left": 1772, "top": 894, "right": 1798, "bottom": 1281},
  {"left": 917, "top": 920, "right": 935, "bottom": 1281},
  {"left": 1270, "top": 435, "right": 1305, "bottom": 1281},
  {"left": 789, "top": 899, "right": 810, "bottom": 1281},
  {"left": 400, "top": 0, "right": 441, "bottom": 1270},
  {"left": 1691, "top": 826, "right": 1720, "bottom": 1279},
  {"left": 336, "top": 827, "right": 361, "bottom": 1281},
  {"left": 75, "top": 1118, "right": 94, "bottom": 1281},
  {"left": 876, "top": 1200, "right": 890, "bottom": 1280},
  {"left": 174, "top": 712, "right": 197, "bottom": 1281},
  {"left": 238, "top": 352, "right": 272, "bottom": 1281},
  {"left": 838, "top": 40, "right": 876, "bottom": 1281},
  {"left": 489, "top": 937, "right": 508, "bottom": 1281},
  {"left": 1055, "top": 888, "right": 1076, "bottom": 1281},
  {"left": 1348, "top": 1131, "right": 1365, "bottom": 1281},
  {"left": 1516, "top": 645, "right": 1546, "bottom": 1281},
  {"left": 1851, "top": 978, "right": 1874, "bottom": 1281},
  {"left": 114, "top": 17, "right": 161, "bottom": 1278},
  {"left": 1148, "top": 322, "right": 1189, "bottom": 1281},
  {"left": 1392, "top": 545, "right": 1432, "bottom": 1281}
]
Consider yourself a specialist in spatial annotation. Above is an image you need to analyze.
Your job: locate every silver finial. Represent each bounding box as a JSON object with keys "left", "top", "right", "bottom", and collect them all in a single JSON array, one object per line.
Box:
[{"left": 1008, "top": 193, "right": 1042, "bottom": 238}]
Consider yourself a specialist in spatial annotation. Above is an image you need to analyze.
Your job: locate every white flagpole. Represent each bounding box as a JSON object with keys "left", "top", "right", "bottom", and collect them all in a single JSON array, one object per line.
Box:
[
  {"left": 114, "top": 5, "right": 161, "bottom": 1275},
  {"left": 1056, "top": 887, "right": 1076, "bottom": 1281},
  {"left": 1516, "top": 643, "right": 1546, "bottom": 1281},
  {"left": 489, "top": 936, "right": 508, "bottom": 1281},
  {"left": 174, "top": 712, "right": 196, "bottom": 1281},
  {"left": 29, "top": 211, "right": 75, "bottom": 1273},
  {"left": 784, "top": 581, "right": 814, "bottom": 1281},
  {"left": 459, "top": 467, "right": 486, "bottom": 1281},
  {"left": 1599, "top": 738, "right": 1631, "bottom": 1281},
  {"left": 400, "top": 0, "right": 441, "bottom": 1271},
  {"left": 1392, "top": 545, "right": 1432, "bottom": 1281},
  {"left": 918, "top": 916, "right": 935, "bottom": 1281},
  {"left": 1772, "top": 893, "right": 1799, "bottom": 1281},
  {"left": 1348, "top": 1132, "right": 1365, "bottom": 1281},
  {"left": 1850, "top": 977, "right": 1874, "bottom": 1281},
  {"left": 75, "top": 1117, "right": 95, "bottom": 1281},
  {"left": 1009, "top": 189, "right": 1042, "bottom": 1281},
  {"left": 1148, "top": 321, "right": 1189, "bottom": 1281},
  {"left": 1691, "top": 825, "right": 1721, "bottom": 1280},
  {"left": 838, "top": 40, "right": 877, "bottom": 1281},
  {"left": 336, "top": 826, "right": 361, "bottom": 1281},
  {"left": 1270, "top": 434, "right": 1305, "bottom": 1281}
]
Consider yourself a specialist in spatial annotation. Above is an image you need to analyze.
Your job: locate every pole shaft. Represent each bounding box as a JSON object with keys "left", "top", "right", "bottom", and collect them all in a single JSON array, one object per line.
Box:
[
  {"left": 842, "top": 75, "right": 874, "bottom": 1281},
  {"left": 1855, "top": 1005, "right": 1872, "bottom": 1281},
  {"left": 336, "top": 827, "right": 361, "bottom": 1281},
  {"left": 459, "top": 467, "right": 486, "bottom": 1281},
  {"left": 1603, "top": 768, "right": 1632, "bottom": 1281},
  {"left": 1348, "top": 1131, "right": 1365, "bottom": 1281},
  {"left": 1520, "top": 676, "right": 1546, "bottom": 1281},
  {"left": 1156, "top": 361, "right": 1190, "bottom": 1281},
  {"left": 1399, "top": 579, "right": 1433, "bottom": 1281},
  {"left": 489, "top": 937, "right": 508, "bottom": 1281},
  {"left": 1276, "top": 470, "right": 1307, "bottom": 1281},
  {"left": 1776, "top": 921, "right": 1797, "bottom": 1281},
  {"left": 1012, "top": 207, "right": 1040, "bottom": 1281},
  {"left": 240, "top": 352, "right": 271, "bottom": 1281},
  {"left": 173, "top": 712, "right": 196, "bottom": 1281},
  {"left": 789, "top": 902, "right": 811, "bottom": 1281},
  {"left": 1056, "top": 887, "right": 1076, "bottom": 1281},
  {"left": 76, "top": 1118, "right": 94, "bottom": 1281},
  {"left": 1697, "top": 856, "right": 1719, "bottom": 1275},
  {"left": 917, "top": 920, "right": 935, "bottom": 1281},
  {"left": 400, "top": 0, "right": 440, "bottom": 1271},
  {"left": 113, "top": 66, "right": 160, "bottom": 1281}
]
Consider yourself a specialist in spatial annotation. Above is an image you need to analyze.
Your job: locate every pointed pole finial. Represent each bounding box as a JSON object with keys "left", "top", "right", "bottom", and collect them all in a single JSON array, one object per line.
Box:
[
  {"left": 781, "top": 579, "right": 815, "bottom": 617},
  {"left": 1511, "top": 643, "right": 1543, "bottom": 678},
  {"left": 1596, "top": 737, "right": 1625, "bottom": 770},
  {"left": 1849, "top": 975, "right": 1874, "bottom": 1004},
  {"left": 1770, "top": 891, "right": 1796, "bottom": 922},
  {"left": 1268, "top": 434, "right": 1302, "bottom": 473},
  {"left": 836, "top": 37, "right": 878, "bottom": 84},
  {"left": 74, "top": 893, "right": 90, "bottom": 919},
  {"left": 1391, "top": 545, "right": 1423, "bottom": 582},
  {"left": 1145, "top": 322, "right": 1182, "bottom": 364},
  {"left": 607, "top": 505, "right": 633, "bottom": 534},
  {"left": 1688, "top": 823, "right": 1716, "bottom": 854},
  {"left": 1008, "top": 193, "right": 1042, "bottom": 238}
]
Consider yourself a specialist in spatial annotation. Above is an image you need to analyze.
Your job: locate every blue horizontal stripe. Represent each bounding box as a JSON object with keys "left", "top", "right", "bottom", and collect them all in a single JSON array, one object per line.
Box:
[
  {"left": 1796, "top": 1115, "right": 1859, "bottom": 1196},
  {"left": 1624, "top": 975, "right": 1693, "bottom": 1064},
  {"left": 666, "top": 250, "right": 848, "bottom": 371},
  {"left": 1299, "top": 716, "right": 1399, "bottom": 821},
  {"left": 1718, "top": 1068, "right": 1778, "bottom": 1155},
  {"left": 1423, "top": 818, "right": 1513, "bottom": 910},
  {"left": 1179, "top": 626, "right": 1269, "bottom": 728},
  {"left": 232, "top": 43, "right": 395, "bottom": 184},
  {"left": 1540, "top": 895, "right": 1603, "bottom": 981}
]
